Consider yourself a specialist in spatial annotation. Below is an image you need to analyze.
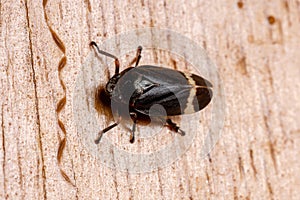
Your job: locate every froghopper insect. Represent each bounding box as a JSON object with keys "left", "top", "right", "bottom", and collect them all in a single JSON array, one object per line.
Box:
[{"left": 90, "top": 41, "right": 213, "bottom": 144}]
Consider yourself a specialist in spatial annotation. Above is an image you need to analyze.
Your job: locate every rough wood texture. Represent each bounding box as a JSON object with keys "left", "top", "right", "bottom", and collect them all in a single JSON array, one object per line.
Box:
[{"left": 1, "top": 0, "right": 299, "bottom": 199}]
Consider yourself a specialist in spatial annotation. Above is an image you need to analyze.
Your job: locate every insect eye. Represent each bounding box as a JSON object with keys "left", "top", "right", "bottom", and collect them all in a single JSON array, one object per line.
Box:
[{"left": 106, "top": 83, "right": 115, "bottom": 93}]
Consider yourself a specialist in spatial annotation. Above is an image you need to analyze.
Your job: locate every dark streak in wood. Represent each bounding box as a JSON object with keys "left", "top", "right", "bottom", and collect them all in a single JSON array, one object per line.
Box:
[
  {"left": 205, "top": 172, "right": 211, "bottom": 198},
  {"left": 109, "top": 146, "right": 119, "bottom": 200},
  {"left": 283, "top": 0, "right": 289, "bottom": 12},
  {"left": 238, "top": 156, "right": 244, "bottom": 180},
  {"left": 266, "top": 179, "right": 274, "bottom": 200},
  {"left": 147, "top": 1, "right": 154, "bottom": 27},
  {"left": 1, "top": 105, "right": 7, "bottom": 199},
  {"left": 85, "top": 0, "right": 92, "bottom": 12},
  {"left": 50, "top": 29, "right": 66, "bottom": 53},
  {"left": 83, "top": 0, "right": 93, "bottom": 45},
  {"left": 234, "top": 185, "right": 238, "bottom": 200},
  {"left": 126, "top": 171, "right": 133, "bottom": 200},
  {"left": 16, "top": 130, "right": 24, "bottom": 199},
  {"left": 157, "top": 168, "right": 164, "bottom": 198},
  {"left": 268, "top": 140, "right": 277, "bottom": 172},
  {"left": 182, "top": 157, "right": 192, "bottom": 198},
  {"left": 0, "top": 1, "right": 2, "bottom": 26},
  {"left": 277, "top": 20, "right": 284, "bottom": 44},
  {"left": 100, "top": 1, "right": 107, "bottom": 38},
  {"left": 24, "top": 1, "right": 47, "bottom": 198},
  {"left": 264, "top": 62, "right": 278, "bottom": 171},
  {"left": 56, "top": 96, "right": 66, "bottom": 113},
  {"left": 58, "top": 2, "right": 63, "bottom": 20},
  {"left": 113, "top": 0, "right": 118, "bottom": 35},
  {"left": 249, "top": 149, "right": 257, "bottom": 178},
  {"left": 43, "top": 0, "right": 77, "bottom": 192}
]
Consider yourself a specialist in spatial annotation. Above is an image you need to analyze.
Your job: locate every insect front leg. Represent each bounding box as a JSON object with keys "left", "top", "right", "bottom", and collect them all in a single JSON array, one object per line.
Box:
[
  {"left": 129, "top": 112, "right": 138, "bottom": 143},
  {"left": 128, "top": 46, "right": 143, "bottom": 67},
  {"left": 165, "top": 119, "right": 186, "bottom": 136},
  {"left": 90, "top": 41, "right": 120, "bottom": 75}
]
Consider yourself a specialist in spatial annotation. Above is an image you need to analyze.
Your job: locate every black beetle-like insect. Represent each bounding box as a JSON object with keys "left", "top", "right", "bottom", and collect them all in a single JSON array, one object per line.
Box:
[{"left": 90, "top": 41, "right": 213, "bottom": 144}]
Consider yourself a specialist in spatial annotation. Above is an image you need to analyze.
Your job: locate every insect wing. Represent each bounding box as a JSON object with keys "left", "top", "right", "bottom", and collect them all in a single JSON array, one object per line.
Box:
[{"left": 126, "top": 65, "right": 213, "bottom": 116}]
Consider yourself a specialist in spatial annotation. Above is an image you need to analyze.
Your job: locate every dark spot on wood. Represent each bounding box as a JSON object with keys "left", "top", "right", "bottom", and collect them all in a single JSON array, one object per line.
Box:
[
  {"left": 283, "top": 1, "right": 289, "bottom": 12},
  {"left": 150, "top": 18, "right": 154, "bottom": 27},
  {"left": 202, "top": 41, "right": 207, "bottom": 49},
  {"left": 267, "top": 16, "right": 276, "bottom": 25},
  {"left": 206, "top": 172, "right": 210, "bottom": 184},
  {"left": 208, "top": 153, "right": 212, "bottom": 163},
  {"left": 236, "top": 56, "right": 248, "bottom": 75},
  {"left": 179, "top": 183, "right": 184, "bottom": 195},
  {"left": 237, "top": 1, "right": 244, "bottom": 9},
  {"left": 37, "top": 56, "right": 41, "bottom": 66},
  {"left": 247, "top": 35, "right": 254, "bottom": 43}
]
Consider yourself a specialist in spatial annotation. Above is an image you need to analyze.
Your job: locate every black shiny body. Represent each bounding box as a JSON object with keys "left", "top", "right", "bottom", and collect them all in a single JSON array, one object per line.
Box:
[
  {"left": 110, "top": 65, "right": 213, "bottom": 117},
  {"left": 90, "top": 41, "right": 213, "bottom": 144}
]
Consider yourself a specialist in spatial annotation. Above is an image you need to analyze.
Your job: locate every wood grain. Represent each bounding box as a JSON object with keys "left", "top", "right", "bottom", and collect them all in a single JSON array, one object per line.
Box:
[{"left": 0, "top": 0, "right": 299, "bottom": 199}]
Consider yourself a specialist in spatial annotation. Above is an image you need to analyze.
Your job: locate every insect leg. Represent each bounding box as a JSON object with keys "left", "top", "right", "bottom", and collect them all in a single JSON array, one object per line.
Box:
[
  {"left": 90, "top": 41, "right": 120, "bottom": 75},
  {"left": 165, "top": 119, "right": 186, "bottom": 136},
  {"left": 94, "top": 122, "right": 119, "bottom": 144},
  {"left": 129, "top": 112, "right": 138, "bottom": 143},
  {"left": 128, "top": 46, "right": 143, "bottom": 67},
  {"left": 134, "top": 46, "right": 143, "bottom": 67}
]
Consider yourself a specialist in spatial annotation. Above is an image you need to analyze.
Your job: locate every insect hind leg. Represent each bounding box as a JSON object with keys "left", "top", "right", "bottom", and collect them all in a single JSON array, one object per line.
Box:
[
  {"left": 94, "top": 122, "right": 119, "bottom": 144},
  {"left": 165, "top": 119, "right": 186, "bottom": 136}
]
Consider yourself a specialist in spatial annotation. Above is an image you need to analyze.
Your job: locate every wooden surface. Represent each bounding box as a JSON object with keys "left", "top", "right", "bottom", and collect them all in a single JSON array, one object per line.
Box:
[{"left": 1, "top": 0, "right": 299, "bottom": 199}]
